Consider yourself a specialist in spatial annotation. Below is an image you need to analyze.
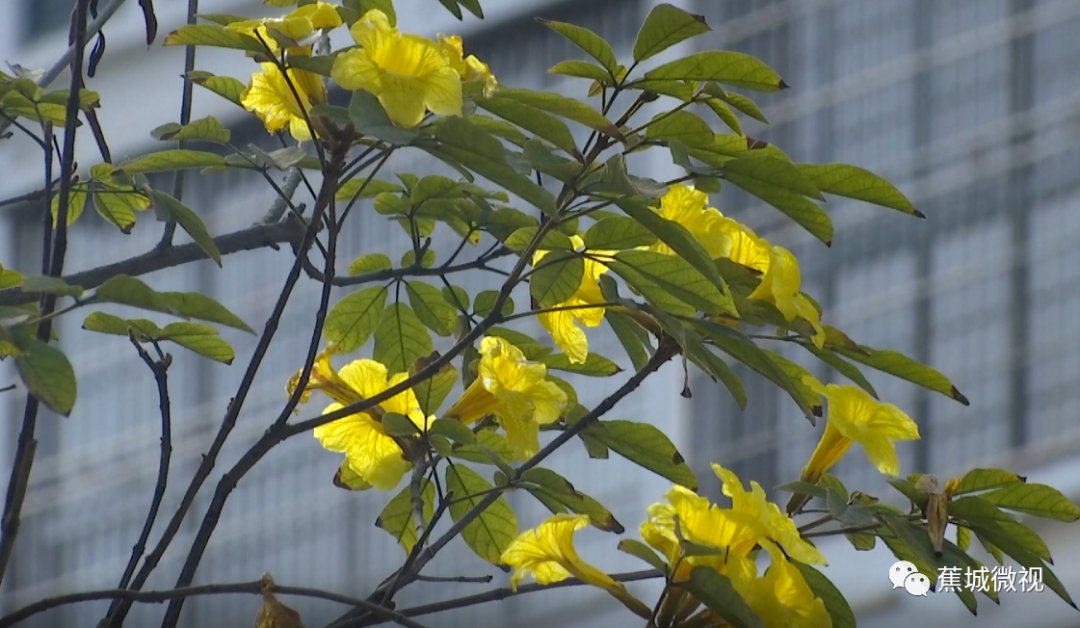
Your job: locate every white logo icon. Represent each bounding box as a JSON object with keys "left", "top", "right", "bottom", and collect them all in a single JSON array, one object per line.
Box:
[
  {"left": 888, "top": 560, "right": 918, "bottom": 589},
  {"left": 903, "top": 571, "right": 931, "bottom": 596}
]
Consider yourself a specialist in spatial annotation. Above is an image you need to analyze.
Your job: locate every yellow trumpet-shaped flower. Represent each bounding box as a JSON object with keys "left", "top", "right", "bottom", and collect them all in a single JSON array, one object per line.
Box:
[
  {"left": 731, "top": 542, "right": 832, "bottom": 628},
  {"left": 437, "top": 34, "right": 498, "bottom": 97},
  {"left": 501, "top": 514, "right": 651, "bottom": 617},
  {"left": 331, "top": 10, "right": 462, "bottom": 127},
  {"left": 649, "top": 184, "right": 728, "bottom": 258},
  {"left": 799, "top": 383, "right": 920, "bottom": 485},
  {"left": 289, "top": 353, "right": 430, "bottom": 490},
  {"left": 445, "top": 336, "right": 568, "bottom": 459},
  {"left": 534, "top": 236, "right": 610, "bottom": 364},
  {"left": 228, "top": 1, "right": 343, "bottom": 54},
  {"left": 242, "top": 60, "right": 326, "bottom": 141}
]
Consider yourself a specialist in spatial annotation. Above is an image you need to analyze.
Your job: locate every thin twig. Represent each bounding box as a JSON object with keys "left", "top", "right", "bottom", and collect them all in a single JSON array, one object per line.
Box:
[
  {"left": 104, "top": 336, "right": 173, "bottom": 620},
  {"left": 0, "top": 580, "right": 427, "bottom": 628},
  {"left": 157, "top": 0, "right": 199, "bottom": 249},
  {"left": 0, "top": 220, "right": 304, "bottom": 306},
  {"left": 413, "top": 575, "right": 493, "bottom": 584},
  {"left": 159, "top": 141, "right": 352, "bottom": 627},
  {"left": 357, "top": 570, "right": 663, "bottom": 626}
]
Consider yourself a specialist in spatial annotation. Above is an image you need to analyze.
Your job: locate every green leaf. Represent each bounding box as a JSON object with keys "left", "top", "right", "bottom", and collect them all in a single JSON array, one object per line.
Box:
[
  {"left": 95, "top": 276, "right": 253, "bottom": 332},
  {"left": 116, "top": 149, "right": 229, "bottom": 174},
  {"left": 802, "top": 344, "right": 878, "bottom": 398},
  {"left": 705, "top": 98, "right": 742, "bottom": 135},
  {"left": 82, "top": 312, "right": 161, "bottom": 338},
  {"left": 683, "top": 567, "right": 762, "bottom": 628},
  {"left": 347, "top": 253, "right": 393, "bottom": 276},
  {"left": 348, "top": 89, "right": 418, "bottom": 145},
  {"left": 832, "top": 343, "right": 970, "bottom": 405},
  {"left": 160, "top": 321, "right": 235, "bottom": 364},
  {"left": 445, "top": 465, "right": 518, "bottom": 564},
  {"left": 585, "top": 420, "right": 697, "bottom": 489},
  {"left": 186, "top": 70, "right": 247, "bottom": 107},
  {"left": 521, "top": 467, "right": 624, "bottom": 533},
  {"left": 612, "top": 193, "right": 732, "bottom": 311},
  {"left": 375, "top": 479, "right": 435, "bottom": 554},
  {"left": 19, "top": 275, "right": 83, "bottom": 298},
  {"left": 151, "top": 116, "right": 231, "bottom": 144},
  {"left": 611, "top": 249, "right": 731, "bottom": 316},
  {"left": 522, "top": 141, "right": 583, "bottom": 183},
  {"left": 798, "top": 163, "right": 921, "bottom": 217},
  {"left": 336, "top": 178, "right": 402, "bottom": 203},
  {"left": 473, "top": 290, "right": 514, "bottom": 318},
  {"left": 690, "top": 319, "right": 816, "bottom": 419},
  {"left": 150, "top": 191, "right": 221, "bottom": 266},
  {"left": 537, "top": 19, "right": 618, "bottom": 75},
  {"left": 617, "top": 539, "right": 668, "bottom": 573},
  {"left": 642, "top": 51, "right": 786, "bottom": 92},
  {"left": 606, "top": 311, "right": 652, "bottom": 371},
  {"left": 373, "top": 302, "right": 433, "bottom": 373},
  {"left": 164, "top": 24, "right": 265, "bottom": 52},
  {"left": 406, "top": 281, "right": 457, "bottom": 336},
  {"left": 431, "top": 117, "right": 556, "bottom": 215},
  {"left": 411, "top": 360, "right": 457, "bottom": 416},
  {"left": 428, "top": 417, "right": 474, "bottom": 444},
  {"left": 478, "top": 96, "right": 580, "bottom": 158},
  {"left": 583, "top": 216, "right": 656, "bottom": 249},
  {"left": 542, "top": 352, "right": 621, "bottom": 377},
  {"left": 530, "top": 250, "right": 584, "bottom": 308},
  {"left": 793, "top": 562, "right": 855, "bottom": 628},
  {"left": 49, "top": 185, "right": 88, "bottom": 227},
  {"left": 16, "top": 339, "right": 76, "bottom": 416},
  {"left": 92, "top": 183, "right": 151, "bottom": 233},
  {"left": 548, "top": 60, "right": 612, "bottom": 83},
  {"left": 495, "top": 87, "right": 622, "bottom": 140},
  {"left": 952, "top": 468, "right": 1025, "bottom": 495},
  {"left": 325, "top": 286, "right": 388, "bottom": 353},
  {"left": 503, "top": 227, "right": 572, "bottom": 254},
  {"left": 979, "top": 483, "right": 1080, "bottom": 522},
  {"left": 645, "top": 110, "right": 714, "bottom": 147},
  {"left": 633, "top": 4, "right": 710, "bottom": 62},
  {"left": 723, "top": 156, "right": 832, "bottom": 244}
]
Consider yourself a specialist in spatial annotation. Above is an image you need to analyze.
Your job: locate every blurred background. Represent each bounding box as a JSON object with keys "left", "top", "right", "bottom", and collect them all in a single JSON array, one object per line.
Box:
[{"left": 2, "top": 0, "right": 1080, "bottom": 626}]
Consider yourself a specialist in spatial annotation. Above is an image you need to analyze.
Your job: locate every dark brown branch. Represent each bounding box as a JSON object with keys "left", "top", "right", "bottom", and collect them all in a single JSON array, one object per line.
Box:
[
  {"left": 104, "top": 336, "right": 173, "bottom": 619},
  {"left": 157, "top": 0, "right": 199, "bottom": 249},
  {"left": 160, "top": 139, "right": 350, "bottom": 627},
  {"left": 0, "top": 579, "right": 428, "bottom": 628},
  {"left": 0, "top": 219, "right": 304, "bottom": 306},
  {"left": 382, "top": 570, "right": 663, "bottom": 624}
]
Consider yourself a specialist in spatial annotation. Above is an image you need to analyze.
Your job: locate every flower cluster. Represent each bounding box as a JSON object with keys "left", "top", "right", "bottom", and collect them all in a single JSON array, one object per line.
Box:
[
  {"left": 240, "top": 5, "right": 495, "bottom": 139},
  {"left": 288, "top": 352, "right": 432, "bottom": 490}
]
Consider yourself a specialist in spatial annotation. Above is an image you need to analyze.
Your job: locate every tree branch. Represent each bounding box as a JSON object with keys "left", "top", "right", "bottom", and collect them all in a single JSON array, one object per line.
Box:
[
  {"left": 0, "top": 579, "right": 428, "bottom": 628},
  {"left": 0, "top": 219, "right": 304, "bottom": 306},
  {"left": 103, "top": 336, "right": 173, "bottom": 620}
]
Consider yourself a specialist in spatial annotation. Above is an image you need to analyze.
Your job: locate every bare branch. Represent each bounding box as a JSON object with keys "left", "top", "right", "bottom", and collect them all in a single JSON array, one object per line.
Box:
[{"left": 0, "top": 579, "right": 428, "bottom": 628}]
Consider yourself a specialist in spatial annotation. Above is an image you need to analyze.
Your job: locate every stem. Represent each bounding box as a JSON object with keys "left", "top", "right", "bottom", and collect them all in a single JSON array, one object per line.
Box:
[{"left": 104, "top": 337, "right": 173, "bottom": 620}]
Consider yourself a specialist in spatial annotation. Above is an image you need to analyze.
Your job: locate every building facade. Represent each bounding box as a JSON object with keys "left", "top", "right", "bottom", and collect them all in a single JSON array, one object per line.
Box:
[{"left": 2, "top": 0, "right": 1080, "bottom": 627}]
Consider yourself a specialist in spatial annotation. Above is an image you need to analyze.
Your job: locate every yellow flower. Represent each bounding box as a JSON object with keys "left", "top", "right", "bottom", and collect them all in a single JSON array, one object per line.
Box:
[
  {"left": 649, "top": 184, "right": 728, "bottom": 258},
  {"left": 641, "top": 465, "right": 823, "bottom": 579},
  {"left": 799, "top": 384, "right": 920, "bottom": 484},
  {"left": 445, "top": 336, "right": 568, "bottom": 459},
  {"left": 732, "top": 542, "right": 832, "bottom": 628},
  {"left": 501, "top": 514, "right": 651, "bottom": 617},
  {"left": 438, "top": 34, "right": 498, "bottom": 97},
  {"left": 331, "top": 10, "right": 462, "bottom": 127},
  {"left": 290, "top": 354, "right": 430, "bottom": 490},
  {"left": 534, "top": 236, "right": 610, "bottom": 364},
  {"left": 241, "top": 58, "right": 326, "bottom": 140},
  {"left": 227, "top": 1, "right": 343, "bottom": 54}
]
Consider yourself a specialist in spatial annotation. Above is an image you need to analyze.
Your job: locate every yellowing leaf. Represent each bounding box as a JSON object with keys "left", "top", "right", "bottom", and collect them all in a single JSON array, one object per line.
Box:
[{"left": 633, "top": 3, "right": 710, "bottom": 63}]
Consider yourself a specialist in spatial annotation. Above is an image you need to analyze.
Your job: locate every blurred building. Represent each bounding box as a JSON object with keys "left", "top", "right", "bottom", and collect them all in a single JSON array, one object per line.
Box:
[{"left": 1, "top": 0, "right": 1080, "bottom": 627}]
